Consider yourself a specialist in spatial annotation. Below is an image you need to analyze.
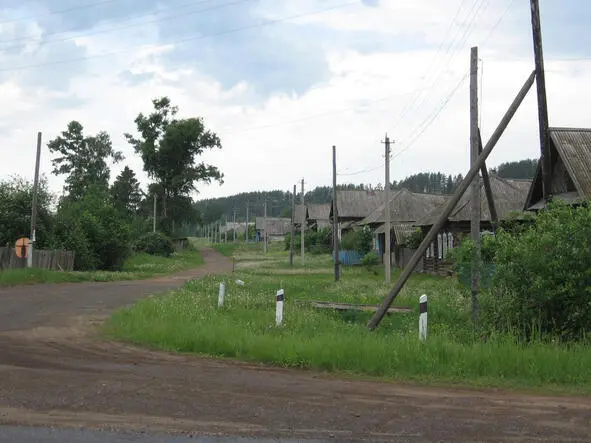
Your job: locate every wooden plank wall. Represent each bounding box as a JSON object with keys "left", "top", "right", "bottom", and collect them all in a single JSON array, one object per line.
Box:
[{"left": 0, "top": 248, "right": 75, "bottom": 271}]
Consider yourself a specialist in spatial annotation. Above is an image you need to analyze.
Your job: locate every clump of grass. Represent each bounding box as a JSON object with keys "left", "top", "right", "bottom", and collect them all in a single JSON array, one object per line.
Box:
[
  {"left": 106, "top": 264, "right": 591, "bottom": 394},
  {"left": 0, "top": 249, "right": 204, "bottom": 287}
]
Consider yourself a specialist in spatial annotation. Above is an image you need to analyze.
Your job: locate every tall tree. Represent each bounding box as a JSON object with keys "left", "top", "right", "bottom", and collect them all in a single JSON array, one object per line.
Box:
[
  {"left": 124, "top": 97, "right": 223, "bottom": 224},
  {"left": 48, "top": 121, "right": 123, "bottom": 200},
  {"left": 111, "top": 166, "right": 143, "bottom": 215}
]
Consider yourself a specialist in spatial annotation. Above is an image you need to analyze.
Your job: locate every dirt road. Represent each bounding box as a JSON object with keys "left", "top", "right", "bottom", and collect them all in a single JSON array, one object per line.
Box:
[{"left": 0, "top": 248, "right": 590, "bottom": 442}]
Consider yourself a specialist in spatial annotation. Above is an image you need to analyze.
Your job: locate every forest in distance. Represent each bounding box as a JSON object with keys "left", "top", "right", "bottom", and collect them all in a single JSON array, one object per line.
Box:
[{"left": 195, "top": 158, "right": 538, "bottom": 224}]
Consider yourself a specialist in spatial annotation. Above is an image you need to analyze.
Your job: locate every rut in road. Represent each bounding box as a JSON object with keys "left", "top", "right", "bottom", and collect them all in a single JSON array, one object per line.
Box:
[{"left": 0, "top": 247, "right": 590, "bottom": 442}]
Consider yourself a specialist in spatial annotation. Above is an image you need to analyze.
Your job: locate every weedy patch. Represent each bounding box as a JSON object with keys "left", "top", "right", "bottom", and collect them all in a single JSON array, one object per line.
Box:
[{"left": 106, "top": 252, "right": 591, "bottom": 394}]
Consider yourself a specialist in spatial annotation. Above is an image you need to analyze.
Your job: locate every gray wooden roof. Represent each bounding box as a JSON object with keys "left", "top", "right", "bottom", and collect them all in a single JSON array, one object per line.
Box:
[
  {"left": 374, "top": 222, "right": 416, "bottom": 244},
  {"left": 331, "top": 190, "right": 384, "bottom": 219},
  {"left": 308, "top": 203, "right": 331, "bottom": 221},
  {"left": 360, "top": 189, "right": 447, "bottom": 225},
  {"left": 525, "top": 127, "right": 591, "bottom": 209},
  {"left": 294, "top": 204, "right": 307, "bottom": 224},
  {"left": 255, "top": 217, "right": 292, "bottom": 235},
  {"left": 415, "top": 175, "right": 532, "bottom": 226}
]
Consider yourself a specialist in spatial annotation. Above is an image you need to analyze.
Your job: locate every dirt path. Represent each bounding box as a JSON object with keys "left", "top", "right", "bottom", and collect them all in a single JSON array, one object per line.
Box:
[{"left": 1, "top": 248, "right": 590, "bottom": 442}]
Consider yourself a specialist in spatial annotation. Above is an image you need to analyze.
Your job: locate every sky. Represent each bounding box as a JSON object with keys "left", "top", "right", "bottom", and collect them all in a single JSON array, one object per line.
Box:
[{"left": 1, "top": 0, "right": 590, "bottom": 204}]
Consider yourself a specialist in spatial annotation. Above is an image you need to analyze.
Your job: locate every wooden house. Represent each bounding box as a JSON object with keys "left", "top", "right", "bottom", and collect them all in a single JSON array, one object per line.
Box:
[
  {"left": 524, "top": 127, "right": 591, "bottom": 210},
  {"left": 255, "top": 217, "right": 292, "bottom": 242},
  {"left": 414, "top": 174, "right": 531, "bottom": 273},
  {"left": 329, "top": 190, "right": 384, "bottom": 238},
  {"left": 358, "top": 188, "right": 447, "bottom": 263}
]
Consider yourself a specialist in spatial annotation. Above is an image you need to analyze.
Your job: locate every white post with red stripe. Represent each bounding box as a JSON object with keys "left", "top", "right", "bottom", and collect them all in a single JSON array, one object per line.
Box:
[
  {"left": 276, "top": 289, "right": 284, "bottom": 326},
  {"left": 419, "top": 294, "right": 428, "bottom": 342}
]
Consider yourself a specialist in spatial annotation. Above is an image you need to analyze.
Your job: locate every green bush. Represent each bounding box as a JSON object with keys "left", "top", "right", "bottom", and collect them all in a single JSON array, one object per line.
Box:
[
  {"left": 483, "top": 201, "right": 591, "bottom": 341},
  {"left": 360, "top": 250, "right": 380, "bottom": 268},
  {"left": 52, "top": 191, "right": 132, "bottom": 271},
  {"left": 340, "top": 226, "right": 373, "bottom": 255},
  {"left": 135, "top": 232, "right": 175, "bottom": 257},
  {"left": 405, "top": 228, "right": 425, "bottom": 249},
  {"left": 284, "top": 227, "right": 332, "bottom": 254}
]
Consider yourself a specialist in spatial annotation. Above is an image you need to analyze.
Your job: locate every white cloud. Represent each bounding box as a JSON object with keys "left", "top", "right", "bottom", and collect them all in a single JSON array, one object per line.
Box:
[{"left": 1, "top": 0, "right": 591, "bottom": 208}]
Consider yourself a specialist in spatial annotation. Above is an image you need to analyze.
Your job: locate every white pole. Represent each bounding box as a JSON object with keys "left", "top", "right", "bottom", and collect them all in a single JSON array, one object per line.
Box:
[
  {"left": 218, "top": 282, "right": 225, "bottom": 307},
  {"left": 276, "top": 289, "right": 284, "bottom": 326},
  {"left": 419, "top": 294, "right": 428, "bottom": 342}
]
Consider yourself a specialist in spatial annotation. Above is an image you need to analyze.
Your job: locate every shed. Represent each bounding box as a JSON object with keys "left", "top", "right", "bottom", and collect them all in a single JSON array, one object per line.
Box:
[
  {"left": 307, "top": 203, "right": 331, "bottom": 230},
  {"left": 524, "top": 127, "right": 591, "bottom": 210}
]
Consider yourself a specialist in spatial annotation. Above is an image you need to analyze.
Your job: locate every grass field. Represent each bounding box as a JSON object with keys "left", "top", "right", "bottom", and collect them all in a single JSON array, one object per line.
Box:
[
  {"left": 106, "top": 247, "right": 591, "bottom": 394},
  {"left": 0, "top": 246, "right": 204, "bottom": 287}
]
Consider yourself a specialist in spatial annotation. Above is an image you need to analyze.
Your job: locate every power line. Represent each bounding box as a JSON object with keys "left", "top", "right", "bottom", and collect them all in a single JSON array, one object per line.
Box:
[
  {"left": 393, "top": 71, "right": 470, "bottom": 161},
  {"left": 0, "top": 0, "right": 120, "bottom": 25},
  {"left": 395, "top": 0, "right": 490, "bottom": 135},
  {"left": 0, "top": 0, "right": 358, "bottom": 73},
  {"left": 0, "top": 0, "right": 243, "bottom": 49}
]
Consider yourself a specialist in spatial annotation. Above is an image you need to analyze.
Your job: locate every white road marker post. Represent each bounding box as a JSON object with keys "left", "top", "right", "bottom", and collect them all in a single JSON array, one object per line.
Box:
[
  {"left": 218, "top": 282, "right": 226, "bottom": 307},
  {"left": 419, "top": 294, "right": 428, "bottom": 342},
  {"left": 276, "top": 289, "right": 284, "bottom": 327}
]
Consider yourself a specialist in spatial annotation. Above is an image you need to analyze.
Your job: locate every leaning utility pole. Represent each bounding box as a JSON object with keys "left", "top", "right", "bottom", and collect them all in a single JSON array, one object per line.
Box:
[
  {"left": 383, "top": 134, "right": 392, "bottom": 283},
  {"left": 300, "top": 178, "right": 305, "bottom": 262},
  {"left": 470, "top": 46, "right": 481, "bottom": 325},
  {"left": 366, "top": 70, "right": 536, "bottom": 330},
  {"left": 332, "top": 145, "right": 340, "bottom": 282},
  {"left": 28, "top": 131, "right": 42, "bottom": 269},
  {"left": 263, "top": 196, "right": 268, "bottom": 254},
  {"left": 530, "top": 0, "right": 551, "bottom": 200},
  {"left": 289, "top": 184, "right": 296, "bottom": 267}
]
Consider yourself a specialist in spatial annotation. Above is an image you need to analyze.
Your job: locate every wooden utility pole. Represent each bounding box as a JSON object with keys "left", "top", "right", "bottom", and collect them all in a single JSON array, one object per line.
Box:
[
  {"left": 263, "top": 196, "right": 268, "bottom": 254},
  {"left": 233, "top": 208, "right": 237, "bottom": 242},
  {"left": 383, "top": 134, "right": 392, "bottom": 283},
  {"left": 300, "top": 178, "right": 305, "bottom": 262},
  {"left": 28, "top": 131, "right": 42, "bottom": 268},
  {"left": 530, "top": 0, "right": 551, "bottom": 200},
  {"left": 289, "top": 184, "right": 296, "bottom": 266},
  {"left": 470, "top": 46, "right": 481, "bottom": 324},
  {"left": 366, "top": 70, "right": 536, "bottom": 330},
  {"left": 332, "top": 145, "right": 340, "bottom": 281},
  {"left": 224, "top": 216, "right": 228, "bottom": 243},
  {"left": 245, "top": 202, "right": 250, "bottom": 243}
]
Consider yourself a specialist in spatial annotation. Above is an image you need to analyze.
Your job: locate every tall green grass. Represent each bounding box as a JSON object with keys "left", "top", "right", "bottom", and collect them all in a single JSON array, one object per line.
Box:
[
  {"left": 0, "top": 249, "right": 204, "bottom": 287},
  {"left": 106, "top": 264, "right": 591, "bottom": 393}
]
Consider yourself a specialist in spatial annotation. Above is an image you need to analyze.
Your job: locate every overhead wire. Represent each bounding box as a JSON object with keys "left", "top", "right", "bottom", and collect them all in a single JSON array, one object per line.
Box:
[
  {"left": 0, "top": 0, "right": 121, "bottom": 25},
  {"left": 394, "top": 0, "right": 491, "bottom": 137},
  {"left": 0, "top": 0, "right": 359, "bottom": 73},
  {"left": 0, "top": 0, "right": 240, "bottom": 49}
]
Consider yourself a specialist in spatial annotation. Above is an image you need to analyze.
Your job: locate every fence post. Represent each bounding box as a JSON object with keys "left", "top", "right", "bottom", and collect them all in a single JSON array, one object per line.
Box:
[
  {"left": 218, "top": 283, "right": 225, "bottom": 307},
  {"left": 276, "top": 289, "right": 284, "bottom": 326},
  {"left": 419, "top": 294, "right": 428, "bottom": 342}
]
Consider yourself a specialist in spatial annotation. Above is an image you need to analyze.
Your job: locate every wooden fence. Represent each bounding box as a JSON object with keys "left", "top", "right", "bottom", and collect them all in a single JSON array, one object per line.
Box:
[{"left": 0, "top": 248, "right": 75, "bottom": 272}]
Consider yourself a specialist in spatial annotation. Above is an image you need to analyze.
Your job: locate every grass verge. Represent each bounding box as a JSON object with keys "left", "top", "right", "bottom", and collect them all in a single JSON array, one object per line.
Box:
[
  {"left": 0, "top": 248, "right": 204, "bottom": 287},
  {"left": 105, "top": 253, "right": 591, "bottom": 395}
]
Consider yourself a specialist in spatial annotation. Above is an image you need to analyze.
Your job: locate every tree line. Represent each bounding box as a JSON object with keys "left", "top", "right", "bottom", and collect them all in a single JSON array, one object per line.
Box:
[
  {"left": 196, "top": 159, "right": 538, "bottom": 224},
  {"left": 1, "top": 97, "right": 222, "bottom": 271}
]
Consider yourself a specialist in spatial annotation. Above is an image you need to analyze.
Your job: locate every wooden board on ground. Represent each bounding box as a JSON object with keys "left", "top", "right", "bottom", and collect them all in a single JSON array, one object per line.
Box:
[{"left": 309, "top": 300, "right": 412, "bottom": 314}]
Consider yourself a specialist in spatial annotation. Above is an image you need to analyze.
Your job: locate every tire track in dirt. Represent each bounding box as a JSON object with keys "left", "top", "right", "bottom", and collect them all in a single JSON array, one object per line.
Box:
[{"left": 1, "top": 248, "right": 590, "bottom": 441}]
